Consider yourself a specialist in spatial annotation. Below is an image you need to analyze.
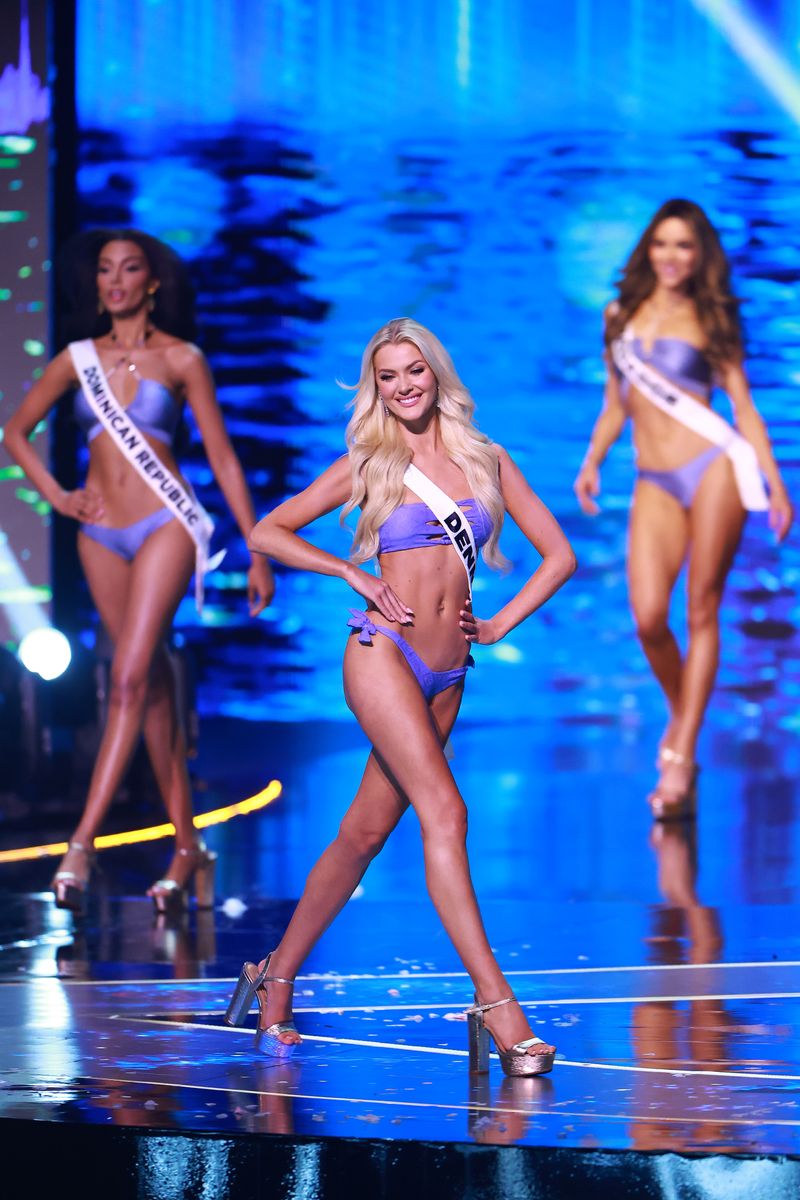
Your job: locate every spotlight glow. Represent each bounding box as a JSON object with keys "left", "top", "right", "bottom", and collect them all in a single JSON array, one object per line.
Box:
[
  {"left": 17, "top": 627, "right": 71, "bottom": 680},
  {"left": 691, "top": 0, "right": 800, "bottom": 123}
]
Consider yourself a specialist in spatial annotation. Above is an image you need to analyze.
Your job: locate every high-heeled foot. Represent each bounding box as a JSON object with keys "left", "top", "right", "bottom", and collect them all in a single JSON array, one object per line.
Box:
[
  {"left": 465, "top": 996, "right": 555, "bottom": 1077},
  {"left": 51, "top": 840, "right": 94, "bottom": 913},
  {"left": 148, "top": 842, "right": 217, "bottom": 915},
  {"left": 225, "top": 952, "right": 299, "bottom": 1058},
  {"left": 648, "top": 749, "right": 699, "bottom": 822}
]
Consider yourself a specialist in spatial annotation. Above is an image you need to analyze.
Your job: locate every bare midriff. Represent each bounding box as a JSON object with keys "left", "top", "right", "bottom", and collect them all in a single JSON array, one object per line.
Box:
[
  {"left": 374, "top": 544, "right": 472, "bottom": 673},
  {"left": 83, "top": 425, "right": 187, "bottom": 528},
  {"left": 627, "top": 379, "right": 717, "bottom": 472}
]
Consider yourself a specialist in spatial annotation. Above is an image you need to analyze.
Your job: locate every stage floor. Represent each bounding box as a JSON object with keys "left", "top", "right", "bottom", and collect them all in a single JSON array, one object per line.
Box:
[
  {"left": 2, "top": 902, "right": 800, "bottom": 1157},
  {"left": 2, "top": 717, "right": 800, "bottom": 1194}
]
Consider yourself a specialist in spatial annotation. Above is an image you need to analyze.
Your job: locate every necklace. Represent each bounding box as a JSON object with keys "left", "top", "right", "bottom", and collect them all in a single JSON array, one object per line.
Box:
[{"left": 107, "top": 326, "right": 153, "bottom": 379}]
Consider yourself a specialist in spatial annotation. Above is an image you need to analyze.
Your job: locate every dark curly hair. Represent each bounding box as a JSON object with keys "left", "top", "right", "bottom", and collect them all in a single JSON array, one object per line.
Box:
[
  {"left": 605, "top": 199, "right": 743, "bottom": 370},
  {"left": 57, "top": 228, "right": 197, "bottom": 344}
]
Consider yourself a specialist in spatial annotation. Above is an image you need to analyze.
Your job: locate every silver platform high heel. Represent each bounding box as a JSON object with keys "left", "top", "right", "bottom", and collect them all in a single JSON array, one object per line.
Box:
[
  {"left": 51, "top": 840, "right": 94, "bottom": 914},
  {"left": 148, "top": 842, "right": 217, "bottom": 915},
  {"left": 466, "top": 996, "right": 555, "bottom": 1077},
  {"left": 225, "top": 952, "right": 299, "bottom": 1058}
]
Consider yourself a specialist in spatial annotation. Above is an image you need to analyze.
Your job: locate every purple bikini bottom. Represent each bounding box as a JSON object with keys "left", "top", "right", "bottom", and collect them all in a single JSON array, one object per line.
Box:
[
  {"left": 347, "top": 609, "right": 473, "bottom": 701},
  {"left": 79, "top": 508, "right": 175, "bottom": 561},
  {"left": 637, "top": 446, "right": 723, "bottom": 510}
]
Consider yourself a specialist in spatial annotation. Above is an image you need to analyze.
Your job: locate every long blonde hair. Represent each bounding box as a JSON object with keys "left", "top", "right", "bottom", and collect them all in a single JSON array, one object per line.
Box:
[{"left": 341, "top": 318, "right": 508, "bottom": 570}]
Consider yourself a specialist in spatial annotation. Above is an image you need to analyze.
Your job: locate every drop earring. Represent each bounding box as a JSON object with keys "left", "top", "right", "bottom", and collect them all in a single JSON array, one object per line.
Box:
[
  {"left": 147, "top": 287, "right": 157, "bottom": 312},
  {"left": 97, "top": 299, "right": 105, "bottom": 315}
]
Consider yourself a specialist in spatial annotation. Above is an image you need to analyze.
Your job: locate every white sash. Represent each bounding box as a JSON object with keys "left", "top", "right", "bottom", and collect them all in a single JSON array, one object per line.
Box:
[
  {"left": 69, "top": 339, "right": 222, "bottom": 610},
  {"left": 402, "top": 463, "right": 477, "bottom": 601},
  {"left": 611, "top": 331, "right": 769, "bottom": 512}
]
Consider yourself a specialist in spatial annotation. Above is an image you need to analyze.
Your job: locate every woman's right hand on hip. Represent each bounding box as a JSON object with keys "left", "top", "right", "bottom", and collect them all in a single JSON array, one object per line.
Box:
[
  {"left": 346, "top": 565, "right": 414, "bottom": 625},
  {"left": 55, "top": 486, "right": 105, "bottom": 523}
]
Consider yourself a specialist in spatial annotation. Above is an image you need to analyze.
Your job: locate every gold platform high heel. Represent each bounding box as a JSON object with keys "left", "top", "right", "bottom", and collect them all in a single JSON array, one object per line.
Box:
[
  {"left": 648, "top": 748, "right": 699, "bottom": 822},
  {"left": 466, "top": 996, "right": 555, "bottom": 1077},
  {"left": 51, "top": 840, "right": 94, "bottom": 914},
  {"left": 225, "top": 952, "right": 299, "bottom": 1058},
  {"left": 148, "top": 842, "right": 217, "bottom": 915}
]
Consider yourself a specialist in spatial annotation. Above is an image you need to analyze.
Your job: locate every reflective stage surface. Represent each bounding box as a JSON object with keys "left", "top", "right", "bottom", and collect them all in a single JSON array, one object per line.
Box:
[
  {"left": 2, "top": 719, "right": 800, "bottom": 1197},
  {"left": 3, "top": 933, "right": 800, "bottom": 1156}
]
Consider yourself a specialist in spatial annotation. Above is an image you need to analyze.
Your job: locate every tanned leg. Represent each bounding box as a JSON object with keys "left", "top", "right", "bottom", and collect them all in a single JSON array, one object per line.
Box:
[
  {"left": 80, "top": 534, "right": 193, "bottom": 847},
  {"left": 259, "top": 651, "right": 464, "bottom": 1043},
  {"left": 663, "top": 455, "right": 745, "bottom": 789},
  {"left": 72, "top": 521, "right": 195, "bottom": 851},
  {"left": 627, "top": 480, "right": 690, "bottom": 751},
  {"left": 321, "top": 637, "right": 551, "bottom": 1059},
  {"left": 262, "top": 637, "right": 552, "bottom": 1057}
]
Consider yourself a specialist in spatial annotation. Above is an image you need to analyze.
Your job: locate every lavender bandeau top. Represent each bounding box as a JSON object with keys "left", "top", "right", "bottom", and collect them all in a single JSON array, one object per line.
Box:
[
  {"left": 378, "top": 499, "right": 493, "bottom": 555},
  {"left": 618, "top": 335, "right": 713, "bottom": 400},
  {"left": 74, "top": 377, "right": 181, "bottom": 445}
]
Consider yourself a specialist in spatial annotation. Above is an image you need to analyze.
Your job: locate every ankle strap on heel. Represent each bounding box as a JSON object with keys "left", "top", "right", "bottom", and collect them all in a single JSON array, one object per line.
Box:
[
  {"left": 658, "top": 747, "right": 695, "bottom": 769},
  {"left": 465, "top": 996, "right": 514, "bottom": 1016},
  {"left": 253, "top": 954, "right": 295, "bottom": 990}
]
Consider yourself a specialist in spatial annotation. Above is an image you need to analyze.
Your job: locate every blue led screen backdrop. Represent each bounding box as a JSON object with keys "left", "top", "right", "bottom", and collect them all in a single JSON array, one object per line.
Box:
[
  {"left": 0, "top": 0, "right": 51, "bottom": 648},
  {"left": 73, "top": 0, "right": 800, "bottom": 743}
]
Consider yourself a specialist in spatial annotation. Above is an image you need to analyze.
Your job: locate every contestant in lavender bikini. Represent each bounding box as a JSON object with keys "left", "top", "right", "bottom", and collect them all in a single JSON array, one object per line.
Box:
[
  {"left": 574, "top": 199, "right": 793, "bottom": 820},
  {"left": 227, "top": 317, "right": 575, "bottom": 1075},
  {"left": 5, "top": 229, "right": 273, "bottom": 913}
]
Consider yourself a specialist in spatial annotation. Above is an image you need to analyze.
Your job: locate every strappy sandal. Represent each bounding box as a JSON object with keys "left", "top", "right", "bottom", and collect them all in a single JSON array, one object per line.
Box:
[
  {"left": 147, "top": 842, "right": 217, "bottom": 915},
  {"left": 648, "top": 747, "right": 699, "bottom": 822},
  {"left": 465, "top": 996, "right": 555, "bottom": 1077},
  {"left": 225, "top": 951, "right": 300, "bottom": 1057},
  {"left": 51, "top": 840, "right": 94, "bottom": 913}
]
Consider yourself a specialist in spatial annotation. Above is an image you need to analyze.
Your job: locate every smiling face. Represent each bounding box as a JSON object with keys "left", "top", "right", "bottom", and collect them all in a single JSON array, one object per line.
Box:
[
  {"left": 647, "top": 217, "right": 701, "bottom": 292},
  {"left": 96, "top": 239, "right": 157, "bottom": 317},
  {"left": 373, "top": 340, "right": 438, "bottom": 425}
]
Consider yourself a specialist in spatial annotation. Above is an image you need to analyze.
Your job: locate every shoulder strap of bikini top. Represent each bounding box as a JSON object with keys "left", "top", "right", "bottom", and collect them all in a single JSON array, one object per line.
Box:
[{"left": 402, "top": 463, "right": 476, "bottom": 600}]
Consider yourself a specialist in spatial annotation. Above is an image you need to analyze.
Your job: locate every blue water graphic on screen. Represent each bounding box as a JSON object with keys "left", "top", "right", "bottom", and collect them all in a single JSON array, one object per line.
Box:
[{"left": 74, "top": 0, "right": 800, "bottom": 752}]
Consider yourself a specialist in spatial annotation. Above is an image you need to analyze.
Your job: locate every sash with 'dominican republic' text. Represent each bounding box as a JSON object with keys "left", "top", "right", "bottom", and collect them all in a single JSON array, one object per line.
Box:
[{"left": 69, "top": 338, "right": 221, "bottom": 610}]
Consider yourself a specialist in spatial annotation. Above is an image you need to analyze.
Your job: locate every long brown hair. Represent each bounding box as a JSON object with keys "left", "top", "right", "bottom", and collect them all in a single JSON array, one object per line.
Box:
[{"left": 604, "top": 199, "right": 743, "bottom": 369}]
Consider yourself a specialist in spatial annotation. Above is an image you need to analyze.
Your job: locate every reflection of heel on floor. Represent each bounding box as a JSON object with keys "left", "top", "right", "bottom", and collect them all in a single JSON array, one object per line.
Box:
[
  {"left": 55, "top": 939, "right": 91, "bottom": 980},
  {"left": 467, "top": 1073, "right": 553, "bottom": 1144}
]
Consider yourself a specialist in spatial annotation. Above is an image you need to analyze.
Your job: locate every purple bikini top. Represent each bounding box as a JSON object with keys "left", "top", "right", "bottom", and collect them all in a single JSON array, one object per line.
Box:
[
  {"left": 378, "top": 499, "right": 493, "bottom": 555},
  {"left": 621, "top": 336, "right": 713, "bottom": 399},
  {"left": 74, "top": 377, "right": 181, "bottom": 445}
]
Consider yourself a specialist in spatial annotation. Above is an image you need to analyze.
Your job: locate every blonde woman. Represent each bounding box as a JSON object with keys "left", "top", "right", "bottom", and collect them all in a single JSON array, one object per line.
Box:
[{"left": 225, "top": 318, "right": 576, "bottom": 1077}]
